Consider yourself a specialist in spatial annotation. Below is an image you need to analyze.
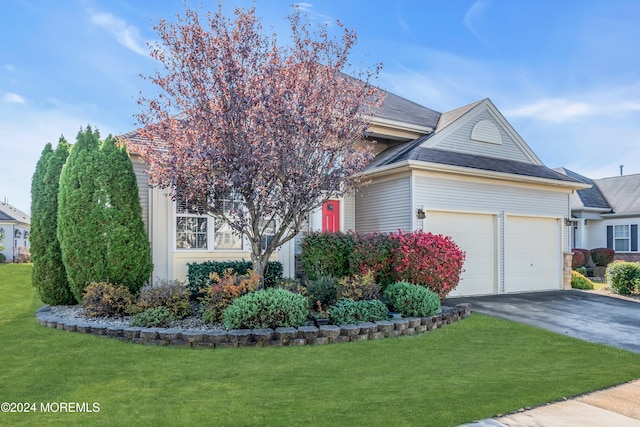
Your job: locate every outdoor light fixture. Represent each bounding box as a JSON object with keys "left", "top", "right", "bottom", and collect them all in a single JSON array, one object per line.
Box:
[
  {"left": 564, "top": 218, "right": 573, "bottom": 226},
  {"left": 416, "top": 209, "right": 426, "bottom": 219}
]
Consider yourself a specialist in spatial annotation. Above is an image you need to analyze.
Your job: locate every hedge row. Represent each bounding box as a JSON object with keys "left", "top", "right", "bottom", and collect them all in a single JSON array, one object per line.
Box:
[{"left": 301, "top": 230, "right": 465, "bottom": 298}]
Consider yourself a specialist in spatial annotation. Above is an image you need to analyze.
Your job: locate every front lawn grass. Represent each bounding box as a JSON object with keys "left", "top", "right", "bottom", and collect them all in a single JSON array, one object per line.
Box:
[{"left": 1, "top": 263, "right": 639, "bottom": 426}]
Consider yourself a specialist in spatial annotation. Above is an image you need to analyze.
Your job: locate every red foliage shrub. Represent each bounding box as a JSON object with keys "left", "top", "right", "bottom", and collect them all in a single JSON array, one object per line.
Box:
[
  {"left": 573, "top": 249, "right": 591, "bottom": 267},
  {"left": 571, "top": 250, "right": 585, "bottom": 269},
  {"left": 389, "top": 230, "right": 466, "bottom": 299},
  {"left": 590, "top": 248, "right": 615, "bottom": 266}
]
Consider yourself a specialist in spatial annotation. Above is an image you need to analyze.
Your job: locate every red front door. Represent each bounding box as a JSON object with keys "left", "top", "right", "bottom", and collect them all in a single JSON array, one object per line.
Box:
[{"left": 322, "top": 200, "right": 340, "bottom": 233}]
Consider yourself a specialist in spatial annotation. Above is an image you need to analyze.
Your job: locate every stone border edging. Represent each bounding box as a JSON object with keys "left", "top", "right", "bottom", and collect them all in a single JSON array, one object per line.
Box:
[{"left": 35, "top": 303, "right": 471, "bottom": 348}]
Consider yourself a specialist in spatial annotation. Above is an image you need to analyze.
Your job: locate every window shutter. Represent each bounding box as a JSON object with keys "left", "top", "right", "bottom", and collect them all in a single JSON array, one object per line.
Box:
[
  {"left": 632, "top": 224, "right": 638, "bottom": 252},
  {"left": 607, "top": 225, "right": 613, "bottom": 249}
]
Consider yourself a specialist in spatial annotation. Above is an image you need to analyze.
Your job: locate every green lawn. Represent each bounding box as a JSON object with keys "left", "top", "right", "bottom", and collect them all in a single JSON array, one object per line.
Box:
[{"left": 1, "top": 263, "right": 639, "bottom": 427}]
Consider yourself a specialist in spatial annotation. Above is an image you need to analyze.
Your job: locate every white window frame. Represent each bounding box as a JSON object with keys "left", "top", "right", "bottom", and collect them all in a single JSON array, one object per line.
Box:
[
  {"left": 176, "top": 208, "right": 208, "bottom": 250},
  {"left": 175, "top": 195, "right": 245, "bottom": 252},
  {"left": 614, "top": 224, "right": 630, "bottom": 252}
]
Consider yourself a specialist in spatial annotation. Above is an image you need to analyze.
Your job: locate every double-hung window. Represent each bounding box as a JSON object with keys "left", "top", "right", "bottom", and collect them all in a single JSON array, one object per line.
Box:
[
  {"left": 176, "top": 199, "right": 208, "bottom": 249},
  {"left": 214, "top": 194, "right": 243, "bottom": 250},
  {"left": 176, "top": 193, "right": 244, "bottom": 251},
  {"left": 607, "top": 224, "right": 638, "bottom": 252},
  {"left": 614, "top": 225, "right": 630, "bottom": 252}
]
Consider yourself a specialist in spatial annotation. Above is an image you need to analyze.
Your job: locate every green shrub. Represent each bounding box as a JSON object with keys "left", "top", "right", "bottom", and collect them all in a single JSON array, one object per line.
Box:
[
  {"left": 571, "top": 250, "right": 585, "bottom": 270},
  {"left": 131, "top": 306, "right": 176, "bottom": 327},
  {"left": 82, "top": 282, "right": 134, "bottom": 317},
  {"left": 350, "top": 232, "right": 398, "bottom": 288},
  {"left": 99, "top": 136, "right": 153, "bottom": 294},
  {"left": 136, "top": 280, "right": 192, "bottom": 318},
  {"left": 590, "top": 248, "right": 615, "bottom": 267},
  {"left": 31, "top": 140, "right": 75, "bottom": 305},
  {"left": 575, "top": 266, "right": 587, "bottom": 276},
  {"left": 606, "top": 261, "right": 640, "bottom": 295},
  {"left": 336, "top": 271, "right": 380, "bottom": 301},
  {"left": 223, "top": 288, "right": 308, "bottom": 330},
  {"left": 306, "top": 276, "right": 338, "bottom": 309},
  {"left": 384, "top": 281, "right": 441, "bottom": 317},
  {"left": 187, "top": 260, "right": 283, "bottom": 297},
  {"left": 571, "top": 271, "right": 594, "bottom": 290},
  {"left": 200, "top": 269, "right": 260, "bottom": 324},
  {"left": 0, "top": 253, "right": 5, "bottom": 263},
  {"left": 301, "top": 231, "right": 355, "bottom": 280},
  {"left": 328, "top": 299, "right": 388, "bottom": 325}
]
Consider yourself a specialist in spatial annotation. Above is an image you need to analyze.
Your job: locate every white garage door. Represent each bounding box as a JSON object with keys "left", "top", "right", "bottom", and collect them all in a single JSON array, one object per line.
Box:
[
  {"left": 425, "top": 211, "right": 496, "bottom": 296},
  {"left": 505, "top": 216, "right": 561, "bottom": 293}
]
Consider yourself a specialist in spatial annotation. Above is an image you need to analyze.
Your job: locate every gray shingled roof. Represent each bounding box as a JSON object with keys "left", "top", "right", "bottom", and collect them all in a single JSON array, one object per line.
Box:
[
  {"left": 379, "top": 146, "right": 582, "bottom": 184},
  {"left": 434, "top": 99, "right": 484, "bottom": 133},
  {"left": 0, "top": 203, "right": 30, "bottom": 223},
  {"left": 376, "top": 90, "right": 441, "bottom": 129},
  {"left": 594, "top": 173, "right": 640, "bottom": 213},
  {"left": 0, "top": 210, "right": 14, "bottom": 221},
  {"left": 557, "top": 168, "right": 610, "bottom": 210}
]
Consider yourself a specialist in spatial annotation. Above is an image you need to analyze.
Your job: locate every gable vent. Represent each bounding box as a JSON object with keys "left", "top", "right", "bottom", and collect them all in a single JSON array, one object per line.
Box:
[{"left": 471, "top": 120, "right": 502, "bottom": 145}]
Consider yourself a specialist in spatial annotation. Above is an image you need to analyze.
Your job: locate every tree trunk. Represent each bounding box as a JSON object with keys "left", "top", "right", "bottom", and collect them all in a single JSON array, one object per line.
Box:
[{"left": 250, "top": 240, "right": 270, "bottom": 289}]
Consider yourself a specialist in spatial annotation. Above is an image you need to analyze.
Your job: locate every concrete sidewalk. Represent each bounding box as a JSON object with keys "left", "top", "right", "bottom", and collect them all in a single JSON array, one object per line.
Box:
[{"left": 460, "top": 379, "right": 640, "bottom": 426}]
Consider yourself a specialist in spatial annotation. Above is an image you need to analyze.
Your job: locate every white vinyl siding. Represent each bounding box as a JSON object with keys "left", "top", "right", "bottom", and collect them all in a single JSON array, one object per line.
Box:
[
  {"left": 355, "top": 176, "right": 411, "bottom": 232},
  {"left": 343, "top": 195, "right": 356, "bottom": 232},
  {"left": 131, "top": 156, "right": 150, "bottom": 234},
  {"left": 583, "top": 218, "right": 640, "bottom": 251},
  {"left": 413, "top": 174, "right": 568, "bottom": 220},
  {"left": 430, "top": 111, "right": 532, "bottom": 163}
]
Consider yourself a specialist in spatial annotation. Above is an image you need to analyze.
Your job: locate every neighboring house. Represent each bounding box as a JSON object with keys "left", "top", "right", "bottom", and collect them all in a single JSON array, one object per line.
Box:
[
  {"left": 556, "top": 168, "right": 640, "bottom": 262},
  {"left": 125, "top": 94, "right": 587, "bottom": 296},
  {"left": 0, "top": 201, "right": 31, "bottom": 262}
]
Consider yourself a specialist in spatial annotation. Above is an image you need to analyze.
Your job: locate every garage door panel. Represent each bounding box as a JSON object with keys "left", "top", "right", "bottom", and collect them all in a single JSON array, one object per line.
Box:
[
  {"left": 425, "top": 211, "right": 496, "bottom": 296},
  {"left": 506, "top": 216, "right": 560, "bottom": 293}
]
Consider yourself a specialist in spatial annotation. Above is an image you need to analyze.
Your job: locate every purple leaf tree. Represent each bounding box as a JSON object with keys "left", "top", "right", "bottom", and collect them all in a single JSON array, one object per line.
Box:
[{"left": 129, "top": 3, "right": 382, "bottom": 281}]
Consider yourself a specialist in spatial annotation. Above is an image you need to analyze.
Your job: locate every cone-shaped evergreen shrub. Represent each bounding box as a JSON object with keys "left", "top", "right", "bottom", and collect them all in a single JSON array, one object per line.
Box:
[
  {"left": 32, "top": 139, "right": 75, "bottom": 304},
  {"left": 58, "top": 127, "right": 110, "bottom": 301},
  {"left": 58, "top": 127, "right": 153, "bottom": 301},
  {"left": 99, "top": 136, "right": 152, "bottom": 293},
  {"left": 31, "top": 144, "right": 53, "bottom": 295}
]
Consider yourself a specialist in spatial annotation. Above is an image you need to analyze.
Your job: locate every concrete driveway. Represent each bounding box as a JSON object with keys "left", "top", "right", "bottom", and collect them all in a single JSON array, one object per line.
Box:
[{"left": 445, "top": 290, "right": 640, "bottom": 354}]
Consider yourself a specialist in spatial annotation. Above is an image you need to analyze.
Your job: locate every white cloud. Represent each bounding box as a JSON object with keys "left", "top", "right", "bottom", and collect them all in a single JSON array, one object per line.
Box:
[
  {"left": 396, "top": 15, "right": 410, "bottom": 34},
  {"left": 4, "top": 64, "right": 16, "bottom": 72},
  {"left": 90, "top": 12, "right": 148, "bottom": 56},
  {"left": 506, "top": 98, "right": 640, "bottom": 122},
  {"left": 463, "top": 0, "right": 492, "bottom": 46},
  {"left": 294, "top": 2, "right": 333, "bottom": 25},
  {"left": 3, "top": 92, "right": 26, "bottom": 104}
]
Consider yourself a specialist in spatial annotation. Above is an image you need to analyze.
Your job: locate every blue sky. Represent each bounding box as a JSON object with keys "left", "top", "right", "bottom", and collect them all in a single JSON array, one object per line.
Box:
[{"left": 3, "top": 0, "right": 640, "bottom": 213}]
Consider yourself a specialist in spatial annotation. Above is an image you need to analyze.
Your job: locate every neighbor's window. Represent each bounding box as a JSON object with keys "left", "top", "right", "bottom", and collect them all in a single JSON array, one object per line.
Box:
[
  {"left": 614, "top": 224, "right": 630, "bottom": 252},
  {"left": 176, "top": 198, "right": 208, "bottom": 249}
]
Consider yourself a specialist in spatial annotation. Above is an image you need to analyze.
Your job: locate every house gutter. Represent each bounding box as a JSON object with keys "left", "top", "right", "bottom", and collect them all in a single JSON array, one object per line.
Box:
[
  {"left": 367, "top": 116, "right": 434, "bottom": 138},
  {"left": 359, "top": 159, "right": 591, "bottom": 191},
  {"left": 601, "top": 211, "right": 640, "bottom": 219}
]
